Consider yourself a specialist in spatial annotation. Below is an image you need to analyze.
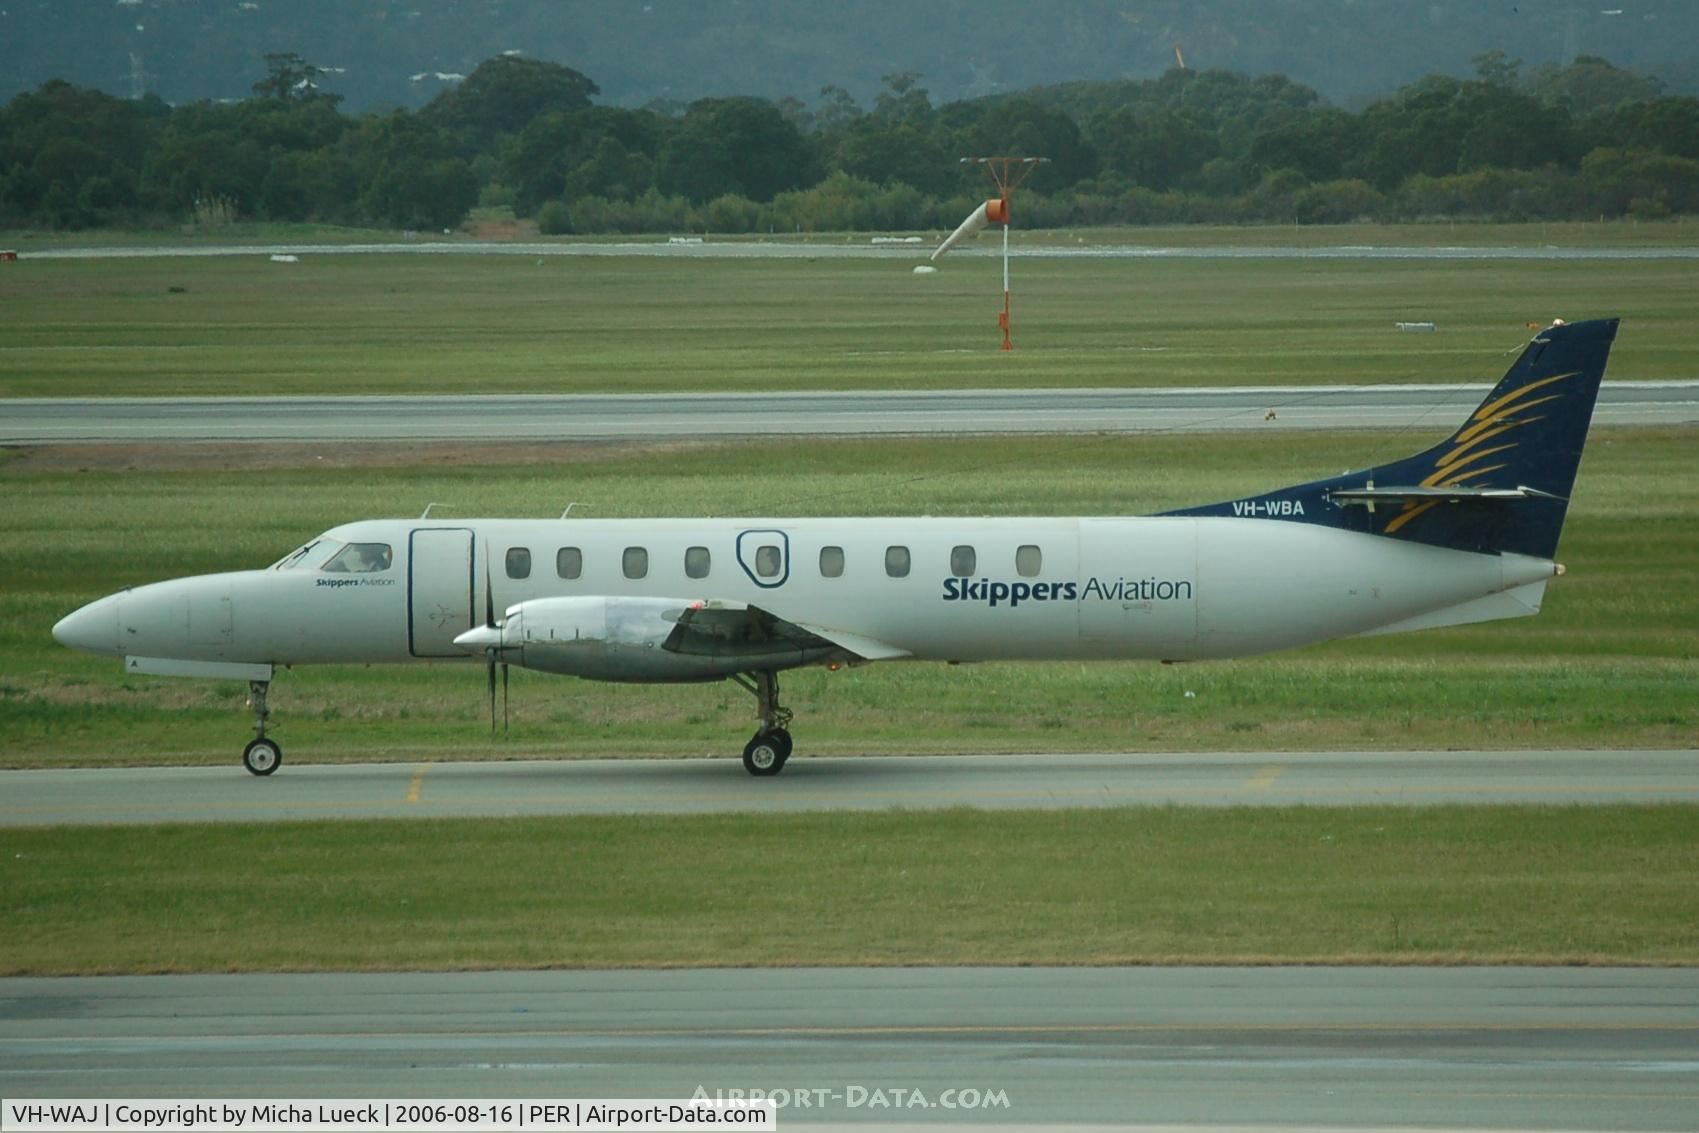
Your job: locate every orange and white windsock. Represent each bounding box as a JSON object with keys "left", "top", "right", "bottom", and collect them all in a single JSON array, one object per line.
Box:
[{"left": 931, "top": 198, "right": 1008, "bottom": 261}]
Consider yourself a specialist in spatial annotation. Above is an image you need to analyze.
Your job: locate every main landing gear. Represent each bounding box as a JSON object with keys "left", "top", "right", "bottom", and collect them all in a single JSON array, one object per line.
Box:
[
  {"left": 732, "top": 670, "right": 793, "bottom": 776},
  {"left": 241, "top": 679, "right": 282, "bottom": 776}
]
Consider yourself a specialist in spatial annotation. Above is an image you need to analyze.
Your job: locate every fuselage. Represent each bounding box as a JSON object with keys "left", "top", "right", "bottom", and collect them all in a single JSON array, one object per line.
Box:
[{"left": 53, "top": 514, "right": 1558, "bottom": 673}]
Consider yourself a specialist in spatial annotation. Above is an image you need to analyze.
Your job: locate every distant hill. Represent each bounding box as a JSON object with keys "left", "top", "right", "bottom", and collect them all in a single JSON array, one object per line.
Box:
[{"left": 5, "top": 0, "right": 1697, "bottom": 113}]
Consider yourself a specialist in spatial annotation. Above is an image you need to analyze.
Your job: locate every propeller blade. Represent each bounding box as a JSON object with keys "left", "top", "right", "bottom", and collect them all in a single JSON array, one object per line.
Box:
[
  {"left": 502, "top": 662, "right": 510, "bottom": 738},
  {"left": 481, "top": 538, "right": 500, "bottom": 740}
]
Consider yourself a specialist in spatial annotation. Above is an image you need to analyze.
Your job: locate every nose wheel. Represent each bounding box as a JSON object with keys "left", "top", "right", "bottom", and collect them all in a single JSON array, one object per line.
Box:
[
  {"left": 733, "top": 670, "right": 795, "bottom": 775},
  {"left": 242, "top": 679, "right": 282, "bottom": 776},
  {"left": 243, "top": 736, "right": 282, "bottom": 776}
]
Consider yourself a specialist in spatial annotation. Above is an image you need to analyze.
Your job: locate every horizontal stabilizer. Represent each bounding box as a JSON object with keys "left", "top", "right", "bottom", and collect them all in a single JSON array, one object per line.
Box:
[{"left": 1330, "top": 485, "right": 1566, "bottom": 505}]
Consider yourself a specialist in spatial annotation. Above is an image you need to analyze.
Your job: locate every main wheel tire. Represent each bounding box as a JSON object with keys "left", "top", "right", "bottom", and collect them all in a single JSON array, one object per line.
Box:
[
  {"left": 742, "top": 732, "right": 785, "bottom": 776},
  {"left": 768, "top": 727, "right": 793, "bottom": 766},
  {"left": 242, "top": 737, "right": 282, "bottom": 777}
]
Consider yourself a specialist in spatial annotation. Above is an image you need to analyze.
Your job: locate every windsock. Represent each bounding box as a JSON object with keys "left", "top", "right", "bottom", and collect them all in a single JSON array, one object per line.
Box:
[{"left": 931, "top": 198, "right": 1008, "bottom": 261}]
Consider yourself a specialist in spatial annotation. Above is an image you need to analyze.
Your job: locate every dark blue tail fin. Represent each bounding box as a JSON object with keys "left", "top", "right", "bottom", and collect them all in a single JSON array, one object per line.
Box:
[{"left": 1162, "top": 318, "right": 1618, "bottom": 559}]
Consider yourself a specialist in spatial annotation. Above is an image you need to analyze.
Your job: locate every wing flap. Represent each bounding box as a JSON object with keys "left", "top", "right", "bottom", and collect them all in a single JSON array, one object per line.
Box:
[
  {"left": 785, "top": 621, "right": 913, "bottom": 661},
  {"left": 666, "top": 600, "right": 910, "bottom": 662}
]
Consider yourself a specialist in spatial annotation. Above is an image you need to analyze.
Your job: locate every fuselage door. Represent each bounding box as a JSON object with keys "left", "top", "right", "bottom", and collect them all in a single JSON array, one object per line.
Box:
[
  {"left": 735, "top": 529, "right": 790, "bottom": 589},
  {"left": 408, "top": 527, "right": 475, "bottom": 657}
]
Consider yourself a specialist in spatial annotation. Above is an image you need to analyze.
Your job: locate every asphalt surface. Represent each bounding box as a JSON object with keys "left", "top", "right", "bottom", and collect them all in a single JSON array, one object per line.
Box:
[
  {"left": 3, "top": 750, "right": 1695, "bottom": 827},
  {"left": 3, "top": 381, "right": 1695, "bottom": 443},
  {"left": 3, "top": 967, "right": 1697, "bottom": 1129}
]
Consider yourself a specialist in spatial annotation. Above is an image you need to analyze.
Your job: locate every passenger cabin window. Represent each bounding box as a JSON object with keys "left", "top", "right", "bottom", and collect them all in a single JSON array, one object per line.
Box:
[
  {"left": 321, "top": 542, "right": 392, "bottom": 573},
  {"left": 1016, "top": 544, "right": 1042, "bottom": 577},
  {"left": 819, "top": 546, "right": 845, "bottom": 578},
  {"left": 623, "top": 547, "right": 649, "bottom": 580},
  {"left": 556, "top": 547, "right": 582, "bottom": 579},
  {"left": 685, "top": 546, "right": 711, "bottom": 579},
  {"left": 505, "top": 547, "right": 531, "bottom": 580},
  {"left": 885, "top": 546, "right": 910, "bottom": 578},
  {"left": 951, "top": 545, "right": 976, "bottom": 577},
  {"left": 755, "top": 544, "right": 782, "bottom": 578}
]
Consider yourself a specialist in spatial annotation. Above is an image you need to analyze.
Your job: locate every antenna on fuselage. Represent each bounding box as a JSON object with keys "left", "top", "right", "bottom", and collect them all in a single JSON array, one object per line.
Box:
[{"left": 420, "top": 502, "right": 451, "bottom": 519}]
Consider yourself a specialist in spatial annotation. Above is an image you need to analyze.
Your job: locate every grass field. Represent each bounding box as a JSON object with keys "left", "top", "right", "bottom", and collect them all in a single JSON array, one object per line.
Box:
[
  {"left": 3, "top": 427, "right": 1693, "bottom": 766},
  {"left": 4, "top": 805, "right": 1696, "bottom": 974},
  {"left": 1, "top": 239, "right": 1694, "bottom": 397}
]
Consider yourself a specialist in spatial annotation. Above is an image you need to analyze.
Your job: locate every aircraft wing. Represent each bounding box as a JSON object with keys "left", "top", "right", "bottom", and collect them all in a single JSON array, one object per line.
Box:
[{"left": 666, "top": 600, "right": 911, "bottom": 662}]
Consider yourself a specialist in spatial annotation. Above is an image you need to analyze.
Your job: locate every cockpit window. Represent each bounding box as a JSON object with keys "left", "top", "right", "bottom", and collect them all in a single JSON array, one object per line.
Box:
[
  {"left": 271, "top": 540, "right": 326, "bottom": 570},
  {"left": 322, "top": 542, "right": 393, "bottom": 573}
]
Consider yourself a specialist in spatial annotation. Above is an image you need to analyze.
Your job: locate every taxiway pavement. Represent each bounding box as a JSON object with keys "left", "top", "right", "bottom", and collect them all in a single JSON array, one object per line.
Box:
[
  {"left": 4, "top": 382, "right": 1694, "bottom": 444},
  {"left": 3, "top": 966, "right": 1696, "bottom": 1129},
  {"left": 3, "top": 749, "right": 1694, "bottom": 828}
]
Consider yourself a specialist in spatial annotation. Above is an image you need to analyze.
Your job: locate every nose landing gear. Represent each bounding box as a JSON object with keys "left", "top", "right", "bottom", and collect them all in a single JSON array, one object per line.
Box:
[{"left": 241, "top": 679, "right": 282, "bottom": 776}]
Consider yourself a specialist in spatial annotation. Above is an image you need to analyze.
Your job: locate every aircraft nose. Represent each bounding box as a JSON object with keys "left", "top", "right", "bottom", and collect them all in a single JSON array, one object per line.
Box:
[{"left": 53, "top": 594, "right": 121, "bottom": 656}]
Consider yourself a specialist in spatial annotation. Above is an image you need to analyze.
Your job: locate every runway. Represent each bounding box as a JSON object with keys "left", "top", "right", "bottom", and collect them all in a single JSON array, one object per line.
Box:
[
  {"left": 3, "top": 966, "right": 1696, "bottom": 1129},
  {"left": 3, "top": 381, "right": 1695, "bottom": 443},
  {"left": 3, "top": 750, "right": 1694, "bottom": 827},
  {"left": 18, "top": 238, "right": 1699, "bottom": 261}
]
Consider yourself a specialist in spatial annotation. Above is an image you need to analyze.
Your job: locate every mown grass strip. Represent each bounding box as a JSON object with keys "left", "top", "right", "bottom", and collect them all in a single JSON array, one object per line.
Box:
[
  {"left": 3, "top": 805, "right": 1696, "bottom": 974},
  {"left": 1, "top": 248, "right": 1694, "bottom": 397}
]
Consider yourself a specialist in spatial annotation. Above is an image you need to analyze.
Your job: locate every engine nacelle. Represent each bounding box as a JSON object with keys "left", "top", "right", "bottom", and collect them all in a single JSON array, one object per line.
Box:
[
  {"left": 496, "top": 596, "right": 693, "bottom": 682},
  {"left": 507, "top": 595, "right": 675, "bottom": 650}
]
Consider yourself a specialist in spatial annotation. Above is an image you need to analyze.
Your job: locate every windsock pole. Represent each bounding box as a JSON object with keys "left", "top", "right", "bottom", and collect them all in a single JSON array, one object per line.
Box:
[
  {"left": 999, "top": 210, "right": 1012, "bottom": 351},
  {"left": 951, "top": 156, "right": 1045, "bottom": 350}
]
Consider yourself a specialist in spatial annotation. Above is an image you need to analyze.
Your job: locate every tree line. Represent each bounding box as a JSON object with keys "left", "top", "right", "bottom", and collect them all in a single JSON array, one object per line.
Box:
[{"left": 2, "top": 51, "right": 1696, "bottom": 235}]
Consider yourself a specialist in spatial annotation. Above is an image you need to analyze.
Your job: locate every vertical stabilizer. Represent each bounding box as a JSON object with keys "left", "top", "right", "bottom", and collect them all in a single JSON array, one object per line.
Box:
[{"left": 1163, "top": 318, "right": 1618, "bottom": 559}]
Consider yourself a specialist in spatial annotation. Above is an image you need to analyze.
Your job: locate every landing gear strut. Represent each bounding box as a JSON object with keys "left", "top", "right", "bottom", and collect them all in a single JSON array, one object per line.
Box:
[
  {"left": 733, "top": 670, "right": 793, "bottom": 776},
  {"left": 241, "top": 679, "right": 282, "bottom": 776}
]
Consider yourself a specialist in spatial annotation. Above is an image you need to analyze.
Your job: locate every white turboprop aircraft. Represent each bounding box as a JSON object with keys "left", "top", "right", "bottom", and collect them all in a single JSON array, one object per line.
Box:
[{"left": 54, "top": 319, "right": 1617, "bottom": 777}]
